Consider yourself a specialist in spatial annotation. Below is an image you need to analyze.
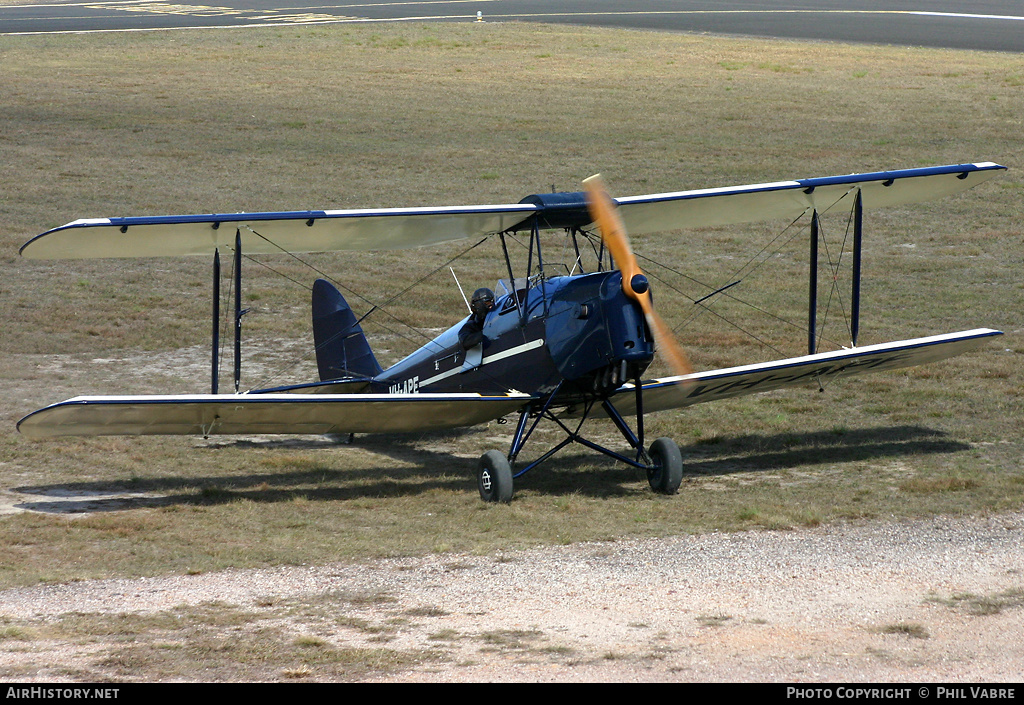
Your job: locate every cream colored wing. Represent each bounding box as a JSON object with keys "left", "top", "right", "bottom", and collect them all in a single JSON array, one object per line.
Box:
[{"left": 18, "top": 392, "right": 533, "bottom": 439}]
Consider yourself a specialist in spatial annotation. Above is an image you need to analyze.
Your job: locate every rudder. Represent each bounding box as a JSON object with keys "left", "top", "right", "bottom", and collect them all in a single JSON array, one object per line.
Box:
[{"left": 311, "top": 279, "right": 383, "bottom": 381}]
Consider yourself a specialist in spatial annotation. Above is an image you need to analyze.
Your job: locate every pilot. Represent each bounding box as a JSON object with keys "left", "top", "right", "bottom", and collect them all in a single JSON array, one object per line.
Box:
[{"left": 459, "top": 287, "right": 495, "bottom": 350}]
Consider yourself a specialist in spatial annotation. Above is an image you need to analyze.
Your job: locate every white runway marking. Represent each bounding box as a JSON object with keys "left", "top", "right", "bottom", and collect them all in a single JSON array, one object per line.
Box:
[
  {"left": 911, "top": 11, "right": 1024, "bottom": 21},
  {"left": 3, "top": 5, "right": 1023, "bottom": 37}
]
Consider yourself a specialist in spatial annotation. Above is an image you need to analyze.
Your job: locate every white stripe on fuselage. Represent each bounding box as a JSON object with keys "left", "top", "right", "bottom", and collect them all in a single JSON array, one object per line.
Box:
[{"left": 418, "top": 338, "right": 545, "bottom": 389}]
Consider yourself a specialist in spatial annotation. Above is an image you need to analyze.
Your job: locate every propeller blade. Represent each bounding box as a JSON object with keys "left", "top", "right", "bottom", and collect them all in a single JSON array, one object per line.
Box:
[
  {"left": 583, "top": 174, "right": 693, "bottom": 378},
  {"left": 638, "top": 298, "right": 693, "bottom": 379}
]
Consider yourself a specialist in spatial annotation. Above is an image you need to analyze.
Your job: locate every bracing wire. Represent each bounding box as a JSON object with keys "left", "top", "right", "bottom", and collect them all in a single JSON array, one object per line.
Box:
[
  {"left": 574, "top": 205, "right": 859, "bottom": 357},
  {"left": 238, "top": 226, "right": 493, "bottom": 390},
  {"left": 814, "top": 202, "right": 859, "bottom": 350}
]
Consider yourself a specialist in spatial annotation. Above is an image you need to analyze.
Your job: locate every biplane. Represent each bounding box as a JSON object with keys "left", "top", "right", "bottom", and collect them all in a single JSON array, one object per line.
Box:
[{"left": 17, "top": 163, "right": 1006, "bottom": 502}]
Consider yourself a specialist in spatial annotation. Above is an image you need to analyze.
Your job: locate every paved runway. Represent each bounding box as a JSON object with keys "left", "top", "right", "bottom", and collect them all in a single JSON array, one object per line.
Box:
[{"left": 1, "top": 0, "right": 1022, "bottom": 52}]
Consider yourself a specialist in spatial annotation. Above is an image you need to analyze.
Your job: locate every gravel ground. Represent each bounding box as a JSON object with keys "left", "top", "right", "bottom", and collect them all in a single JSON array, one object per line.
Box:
[{"left": 2, "top": 511, "right": 1022, "bottom": 682}]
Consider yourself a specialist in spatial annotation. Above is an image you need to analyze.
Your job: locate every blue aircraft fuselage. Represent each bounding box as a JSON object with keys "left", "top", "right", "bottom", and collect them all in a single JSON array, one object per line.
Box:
[{"left": 370, "top": 270, "right": 655, "bottom": 405}]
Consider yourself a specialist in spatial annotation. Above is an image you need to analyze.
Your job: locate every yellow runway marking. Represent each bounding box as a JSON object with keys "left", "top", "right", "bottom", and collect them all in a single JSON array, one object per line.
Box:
[{"left": 84, "top": 3, "right": 243, "bottom": 16}]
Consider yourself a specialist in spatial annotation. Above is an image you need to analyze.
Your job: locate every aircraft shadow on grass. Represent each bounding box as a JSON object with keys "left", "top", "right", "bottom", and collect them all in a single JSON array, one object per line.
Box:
[{"left": 12, "top": 425, "right": 969, "bottom": 513}]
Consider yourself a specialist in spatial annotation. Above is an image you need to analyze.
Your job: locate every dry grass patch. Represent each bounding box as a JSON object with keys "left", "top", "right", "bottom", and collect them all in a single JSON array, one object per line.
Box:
[
  {"left": 900, "top": 475, "right": 981, "bottom": 494},
  {"left": 696, "top": 614, "right": 732, "bottom": 628},
  {"left": 479, "top": 628, "right": 546, "bottom": 652},
  {"left": 929, "top": 588, "right": 1024, "bottom": 616},
  {"left": 0, "top": 597, "right": 444, "bottom": 681},
  {"left": 879, "top": 622, "right": 930, "bottom": 639}
]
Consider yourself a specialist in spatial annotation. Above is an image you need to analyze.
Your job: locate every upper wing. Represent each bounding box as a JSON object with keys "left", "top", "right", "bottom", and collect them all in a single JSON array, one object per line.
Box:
[
  {"left": 17, "top": 391, "right": 533, "bottom": 439},
  {"left": 19, "top": 204, "right": 538, "bottom": 260},
  {"left": 20, "top": 163, "right": 1004, "bottom": 259},
  {"left": 579, "top": 329, "right": 1003, "bottom": 417},
  {"left": 617, "top": 162, "right": 1006, "bottom": 234}
]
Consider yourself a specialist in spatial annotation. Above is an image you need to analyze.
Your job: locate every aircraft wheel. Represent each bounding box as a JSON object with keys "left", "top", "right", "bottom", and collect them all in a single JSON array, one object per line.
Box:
[
  {"left": 478, "top": 450, "right": 514, "bottom": 503},
  {"left": 647, "top": 437, "right": 683, "bottom": 495}
]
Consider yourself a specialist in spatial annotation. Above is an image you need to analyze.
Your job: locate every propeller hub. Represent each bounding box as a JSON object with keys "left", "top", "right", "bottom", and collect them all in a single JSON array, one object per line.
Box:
[{"left": 629, "top": 273, "right": 649, "bottom": 295}]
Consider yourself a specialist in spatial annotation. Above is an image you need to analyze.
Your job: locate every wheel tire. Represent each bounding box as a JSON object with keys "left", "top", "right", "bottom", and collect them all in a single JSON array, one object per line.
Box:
[
  {"left": 647, "top": 437, "right": 683, "bottom": 495},
  {"left": 478, "top": 450, "right": 514, "bottom": 503}
]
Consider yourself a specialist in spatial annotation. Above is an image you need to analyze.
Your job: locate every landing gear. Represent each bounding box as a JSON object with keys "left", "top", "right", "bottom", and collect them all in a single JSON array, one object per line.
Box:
[
  {"left": 646, "top": 437, "right": 682, "bottom": 495},
  {"left": 476, "top": 381, "right": 686, "bottom": 502},
  {"left": 478, "top": 450, "right": 513, "bottom": 503}
]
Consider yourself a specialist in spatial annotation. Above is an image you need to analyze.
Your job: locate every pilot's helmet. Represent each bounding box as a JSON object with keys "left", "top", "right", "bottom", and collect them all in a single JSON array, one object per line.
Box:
[{"left": 471, "top": 287, "right": 495, "bottom": 317}]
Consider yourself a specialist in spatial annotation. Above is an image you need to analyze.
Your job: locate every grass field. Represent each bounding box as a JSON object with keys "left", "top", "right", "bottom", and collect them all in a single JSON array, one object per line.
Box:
[{"left": 1, "top": 21, "right": 1022, "bottom": 589}]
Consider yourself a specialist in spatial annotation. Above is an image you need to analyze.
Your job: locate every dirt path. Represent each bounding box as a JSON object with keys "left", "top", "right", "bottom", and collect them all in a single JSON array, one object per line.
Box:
[{"left": 1, "top": 511, "right": 1022, "bottom": 681}]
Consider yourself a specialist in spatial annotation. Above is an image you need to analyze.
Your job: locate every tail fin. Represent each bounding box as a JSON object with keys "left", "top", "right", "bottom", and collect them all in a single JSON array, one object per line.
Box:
[{"left": 311, "top": 279, "right": 383, "bottom": 381}]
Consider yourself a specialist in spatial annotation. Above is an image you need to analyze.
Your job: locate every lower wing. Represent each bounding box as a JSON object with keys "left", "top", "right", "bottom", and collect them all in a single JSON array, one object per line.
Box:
[
  {"left": 17, "top": 392, "right": 533, "bottom": 439},
  {"left": 584, "top": 328, "right": 1003, "bottom": 416},
  {"left": 18, "top": 330, "right": 1001, "bottom": 437}
]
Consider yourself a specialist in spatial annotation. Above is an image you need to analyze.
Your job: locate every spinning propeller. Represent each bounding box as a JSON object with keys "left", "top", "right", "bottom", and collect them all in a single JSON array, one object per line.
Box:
[{"left": 582, "top": 174, "right": 694, "bottom": 379}]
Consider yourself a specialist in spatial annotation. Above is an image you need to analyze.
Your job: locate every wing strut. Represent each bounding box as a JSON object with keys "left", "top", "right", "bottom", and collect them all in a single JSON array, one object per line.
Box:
[
  {"left": 808, "top": 211, "right": 818, "bottom": 355},
  {"left": 851, "top": 188, "right": 864, "bottom": 346},
  {"left": 210, "top": 230, "right": 246, "bottom": 395},
  {"left": 233, "top": 229, "right": 246, "bottom": 393},
  {"left": 212, "top": 248, "right": 220, "bottom": 394},
  {"left": 806, "top": 187, "right": 864, "bottom": 352}
]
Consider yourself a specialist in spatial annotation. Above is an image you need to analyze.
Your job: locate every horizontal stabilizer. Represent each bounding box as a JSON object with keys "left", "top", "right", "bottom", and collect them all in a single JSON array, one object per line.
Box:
[
  {"left": 583, "top": 328, "right": 1003, "bottom": 417},
  {"left": 17, "top": 392, "right": 533, "bottom": 439}
]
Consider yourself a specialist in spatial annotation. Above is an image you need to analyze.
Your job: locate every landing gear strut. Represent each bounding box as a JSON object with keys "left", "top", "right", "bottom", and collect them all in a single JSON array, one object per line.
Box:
[{"left": 476, "top": 380, "right": 684, "bottom": 503}]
